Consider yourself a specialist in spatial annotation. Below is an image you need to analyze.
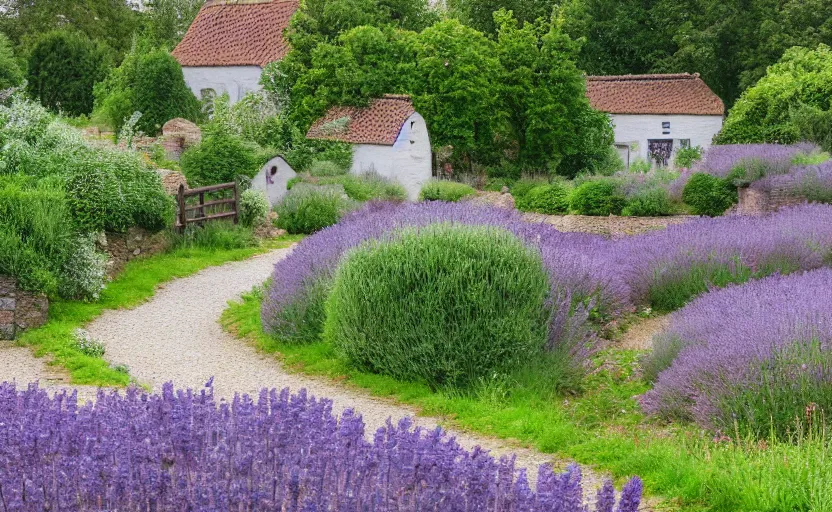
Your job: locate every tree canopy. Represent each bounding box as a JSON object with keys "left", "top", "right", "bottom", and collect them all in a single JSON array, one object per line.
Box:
[{"left": 716, "top": 44, "right": 832, "bottom": 145}]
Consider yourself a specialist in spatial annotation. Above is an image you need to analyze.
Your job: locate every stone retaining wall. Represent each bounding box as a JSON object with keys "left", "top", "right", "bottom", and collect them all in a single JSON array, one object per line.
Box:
[
  {"left": 98, "top": 228, "right": 172, "bottom": 278},
  {"left": 735, "top": 184, "right": 806, "bottom": 216},
  {"left": 0, "top": 277, "right": 48, "bottom": 340},
  {"left": 522, "top": 212, "right": 695, "bottom": 237}
]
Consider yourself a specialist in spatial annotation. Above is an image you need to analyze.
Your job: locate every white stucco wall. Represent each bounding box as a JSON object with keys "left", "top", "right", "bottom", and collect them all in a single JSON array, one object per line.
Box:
[
  {"left": 350, "top": 112, "right": 432, "bottom": 201},
  {"left": 609, "top": 114, "right": 724, "bottom": 167},
  {"left": 250, "top": 156, "right": 297, "bottom": 207},
  {"left": 182, "top": 66, "right": 263, "bottom": 104}
]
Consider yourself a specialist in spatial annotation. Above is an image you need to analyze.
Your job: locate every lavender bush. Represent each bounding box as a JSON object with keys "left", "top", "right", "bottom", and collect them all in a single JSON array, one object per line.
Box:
[
  {"left": 751, "top": 160, "right": 832, "bottom": 204},
  {"left": 696, "top": 143, "right": 818, "bottom": 179},
  {"left": 0, "top": 381, "right": 642, "bottom": 511},
  {"left": 264, "top": 202, "right": 832, "bottom": 385},
  {"left": 642, "top": 269, "right": 832, "bottom": 436}
]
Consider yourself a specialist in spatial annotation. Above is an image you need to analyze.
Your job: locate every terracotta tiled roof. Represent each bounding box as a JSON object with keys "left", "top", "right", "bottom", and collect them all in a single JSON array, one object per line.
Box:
[
  {"left": 586, "top": 73, "right": 724, "bottom": 116},
  {"left": 306, "top": 95, "right": 417, "bottom": 145},
  {"left": 172, "top": 0, "right": 298, "bottom": 68}
]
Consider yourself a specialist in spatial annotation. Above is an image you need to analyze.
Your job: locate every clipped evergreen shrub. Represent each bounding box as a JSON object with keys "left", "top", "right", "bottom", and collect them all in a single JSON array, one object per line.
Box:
[
  {"left": 131, "top": 50, "right": 202, "bottom": 135},
  {"left": 622, "top": 188, "right": 674, "bottom": 217},
  {"left": 324, "top": 223, "right": 549, "bottom": 390},
  {"left": 509, "top": 178, "right": 548, "bottom": 202},
  {"left": 419, "top": 180, "right": 476, "bottom": 202},
  {"left": 682, "top": 173, "right": 738, "bottom": 217},
  {"left": 0, "top": 33, "right": 22, "bottom": 91},
  {"left": 571, "top": 179, "right": 626, "bottom": 216},
  {"left": 180, "top": 132, "right": 261, "bottom": 186},
  {"left": 516, "top": 183, "right": 571, "bottom": 214},
  {"left": 26, "top": 31, "right": 112, "bottom": 116},
  {"left": 275, "top": 184, "right": 356, "bottom": 234}
]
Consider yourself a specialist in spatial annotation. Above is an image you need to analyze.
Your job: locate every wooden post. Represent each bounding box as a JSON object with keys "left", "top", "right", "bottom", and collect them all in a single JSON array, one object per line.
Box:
[
  {"left": 233, "top": 182, "right": 240, "bottom": 225},
  {"left": 198, "top": 191, "right": 205, "bottom": 219},
  {"left": 177, "top": 184, "right": 187, "bottom": 233}
]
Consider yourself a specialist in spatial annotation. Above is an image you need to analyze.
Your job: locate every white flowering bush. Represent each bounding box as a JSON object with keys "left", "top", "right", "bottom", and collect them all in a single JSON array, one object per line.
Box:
[
  {"left": 71, "top": 328, "right": 106, "bottom": 357},
  {"left": 59, "top": 234, "right": 108, "bottom": 301},
  {"left": 239, "top": 188, "right": 270, "bottom": 227}
]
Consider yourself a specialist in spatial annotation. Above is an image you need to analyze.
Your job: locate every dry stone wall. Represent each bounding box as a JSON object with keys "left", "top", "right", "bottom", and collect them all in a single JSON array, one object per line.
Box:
[
  {"left": 735, "top": 184, "right": 806, "bottom": 216},
  {"left": 0, "top": 277, "right": 49, "bottom": 340}
]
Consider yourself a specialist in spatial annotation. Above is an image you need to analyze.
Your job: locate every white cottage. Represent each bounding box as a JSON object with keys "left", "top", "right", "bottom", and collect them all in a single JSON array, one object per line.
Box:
[
  {"left": 250, "top": 155, "right": 297, "bottom": 207},
  {"left": 586, "top": 73, "right": 725, "bottom": 168},
  {"left": 306, "top": 95, "right": 432, "bottom": 201},
  {"left": 171, "top": 0, "right": 298, "bottom": 105}
]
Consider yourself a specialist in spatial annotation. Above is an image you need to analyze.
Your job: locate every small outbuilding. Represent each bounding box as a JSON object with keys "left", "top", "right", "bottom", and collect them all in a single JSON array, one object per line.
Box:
[
  {"left": 586, "top": 73, "right": 725, "bottom": 168},
  {"left": 306, "top": 95, "right": 431, "bottom": 201},
  {"left": 171, "top": 0, "right": 298, "bottom": 105},
  {"left": 250, "top": 156, "right": 297, "bottom": 207}
]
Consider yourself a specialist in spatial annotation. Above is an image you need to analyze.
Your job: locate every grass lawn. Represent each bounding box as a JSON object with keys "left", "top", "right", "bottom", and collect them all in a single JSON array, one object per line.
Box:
[
  {"left": 16, "top": 235, "right": 303, "bottom": 387},
  {"left": 223, "top": 286, "right": 832, "bottom": 512}
]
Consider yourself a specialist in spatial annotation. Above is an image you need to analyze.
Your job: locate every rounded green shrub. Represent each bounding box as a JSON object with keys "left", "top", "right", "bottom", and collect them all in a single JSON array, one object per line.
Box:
[
  {"left": 516, "top": 183, "right": 571, "bottom": 214},
  {"left": 180, "top": 132, "right": 260, "bottom": 186},
  {"left": 622, "top": 188, "right": 674, "bottom": 217},
  {"left": 570, "top": 179, "right": 626, "bottom": 216},
  {"left": 419, "top": 180, "right": 476, "bottom": 202},
  {"left": 682, "top": 173, "right": 738, "bottom": 217},
  {"left": 239, "top": 189, "right": 270, "bottom": 227},
  {"left": 27, "top": 31, "right": 112, "bottom": 117},
  {"left": 324, "top": 224, "right": 549, "bottom": 389},
  {"left": 131, "top": 50, "right": 202, "bottom": 135},
  {"left": 275, "top": 184, "right": 356, "bottom": 234}
]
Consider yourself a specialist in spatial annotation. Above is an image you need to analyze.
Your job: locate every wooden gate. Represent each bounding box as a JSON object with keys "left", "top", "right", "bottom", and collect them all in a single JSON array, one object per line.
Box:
[{"left": 175, "top": 182, "right": 239, "bottom": 233}]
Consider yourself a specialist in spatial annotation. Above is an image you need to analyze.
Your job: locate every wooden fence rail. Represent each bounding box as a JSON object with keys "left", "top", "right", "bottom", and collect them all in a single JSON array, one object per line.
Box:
[{"left": 175, "top": 182, "right": 239, "bottom": 233}]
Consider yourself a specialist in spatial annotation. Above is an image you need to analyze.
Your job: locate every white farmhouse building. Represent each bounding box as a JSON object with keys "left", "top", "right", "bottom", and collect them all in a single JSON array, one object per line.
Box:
[
  {"left": 306, "top": 95, "right": 432, "bottom": 201},
  {"left": 171, "top": 0, "right": 298, "bottom": 105},
  {"left": 586, "top": 73, "right": 725, "bottom": 168}
]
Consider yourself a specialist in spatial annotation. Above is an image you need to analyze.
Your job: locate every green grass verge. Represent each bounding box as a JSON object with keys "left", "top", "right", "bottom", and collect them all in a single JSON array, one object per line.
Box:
[
  {"left": 16, "top": 235, "right": 303, "bottom": 387},
  {"left": 223, "top": 287, "right": 832, "bottom": 512}
]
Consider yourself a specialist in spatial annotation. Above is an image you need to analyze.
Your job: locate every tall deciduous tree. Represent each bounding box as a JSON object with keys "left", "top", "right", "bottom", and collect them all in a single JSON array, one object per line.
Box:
[
  {"left": 27, "top": 31, "right": 113, "bottom": 116},
  {"left": 141, "top": 0, "right": 206, "bottom": 49},
  {"left": 0, "top": 0, "right": 138, "bottom": 55},
  {"left": 0, "top": 32, "right": 23, "bottom": 90},
  {"left": 446, "top": 0, "right": 557, "bottom": 35}
]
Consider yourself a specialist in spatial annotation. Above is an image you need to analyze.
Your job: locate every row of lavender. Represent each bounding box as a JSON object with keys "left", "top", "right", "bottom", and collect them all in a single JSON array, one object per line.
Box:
[
  {"left": 643, "top": 269, "right": 832, "bottom": 435},
  {"left": 0, "top": 382, "right": 642, "bottom": 511},
  {"left": 264, "top": 201, "right": 832, "bottom": 363}
]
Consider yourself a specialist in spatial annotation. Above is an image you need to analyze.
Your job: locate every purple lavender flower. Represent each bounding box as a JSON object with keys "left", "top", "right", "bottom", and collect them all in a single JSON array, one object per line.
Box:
[
  {"left": 643, "top": 269, "right": 832, "bottom": 430},
  {"left": 695, "top": 143, "right": 818, "bottom": 178},
  {"left": 0, "top": 382, "right": 641, "bottom": 511}
]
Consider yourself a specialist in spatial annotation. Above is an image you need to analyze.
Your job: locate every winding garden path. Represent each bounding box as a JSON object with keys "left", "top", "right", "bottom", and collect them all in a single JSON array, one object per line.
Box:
[{"left": 83, "top": 247, "right": 611, "bottom": 494}]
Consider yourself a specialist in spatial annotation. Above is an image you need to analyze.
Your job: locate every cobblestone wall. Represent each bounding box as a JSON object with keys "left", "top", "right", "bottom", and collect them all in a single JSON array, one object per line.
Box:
[
  {"left": 0, "top": 277, "right": 48, "bottom": 340},
  {"left": 735, "top": 184, "right": 806, "bottom": 216}
]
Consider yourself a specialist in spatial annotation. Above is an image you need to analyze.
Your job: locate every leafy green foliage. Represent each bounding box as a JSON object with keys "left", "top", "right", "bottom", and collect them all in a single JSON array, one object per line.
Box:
[
  {"left": 0, "top": 0, "right": 139, "bottom": 56},
  {"left": 239, "top": 189, "right": 270, "bottom": 228},
  {"left": 682, "top": 173, "right": 738, "bottom": 217},
  {"left": 316, "top": 173, "right": 407, "bottom": 201},
  {"left": 170, "top": 221, "right": 258, "bottom": 251},
  {"left": 717, "top": 45, "right": 832, "bottom": 144},
  {"left": 516, "top": 183, "right": 571, "bottom": 214},
  {"left": 140, "top": 0, "right": 206, "bottom": 48},
  {"left": 0, "top": 33, "right": 22, "bottom": 90},
  {"left": 94, "top": 46, "right": 201, "bottom": 136},
  {"left": 493, "top": 10, "right": 614, "bottom": 177},
  {"left": 622, "top": 188, "right": 673, "bottom": 217},
  {"left": 570, "top": 179, "right": 626, "bottom": 216},
  {"left": 674, "top": 146, "right": 703, "bottom": 169},
  {"left": 324, "top": 224, "right": 549, "bottom": 389},
  {"left": 309, "top": 160, "right": 348, "bottom": 177},
  {"left": 446, "top": 0, "right": 557, "bottom": 35},
  {"left": 791, "top": 104, "right": 832, "bottom": 154},
  {"left": 275, "top": 184, "right": 357, "bottom": 234},
  {"left": 180, "top": 132, "right": 261, "bottom": 186},
  {"left": 562, "top": 0, "right": 832, "bottom": 107},
  {"left": 26, "top": 31, "right": 112, "bottom": 117},
  {"left": 419, "top": 180, "right": 476, "bottom": 202}
]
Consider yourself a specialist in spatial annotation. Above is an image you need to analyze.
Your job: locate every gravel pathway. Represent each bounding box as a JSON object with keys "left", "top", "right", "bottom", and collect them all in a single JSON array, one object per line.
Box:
[
  {"left": 617, "top": 316, "right": 670, "bottom": 350},
  {"left": 85, "top": 247, "right": 612, "bottom": 495},
  {"left": 0, "top": 341, "right": 100, "bottom": 402}
]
